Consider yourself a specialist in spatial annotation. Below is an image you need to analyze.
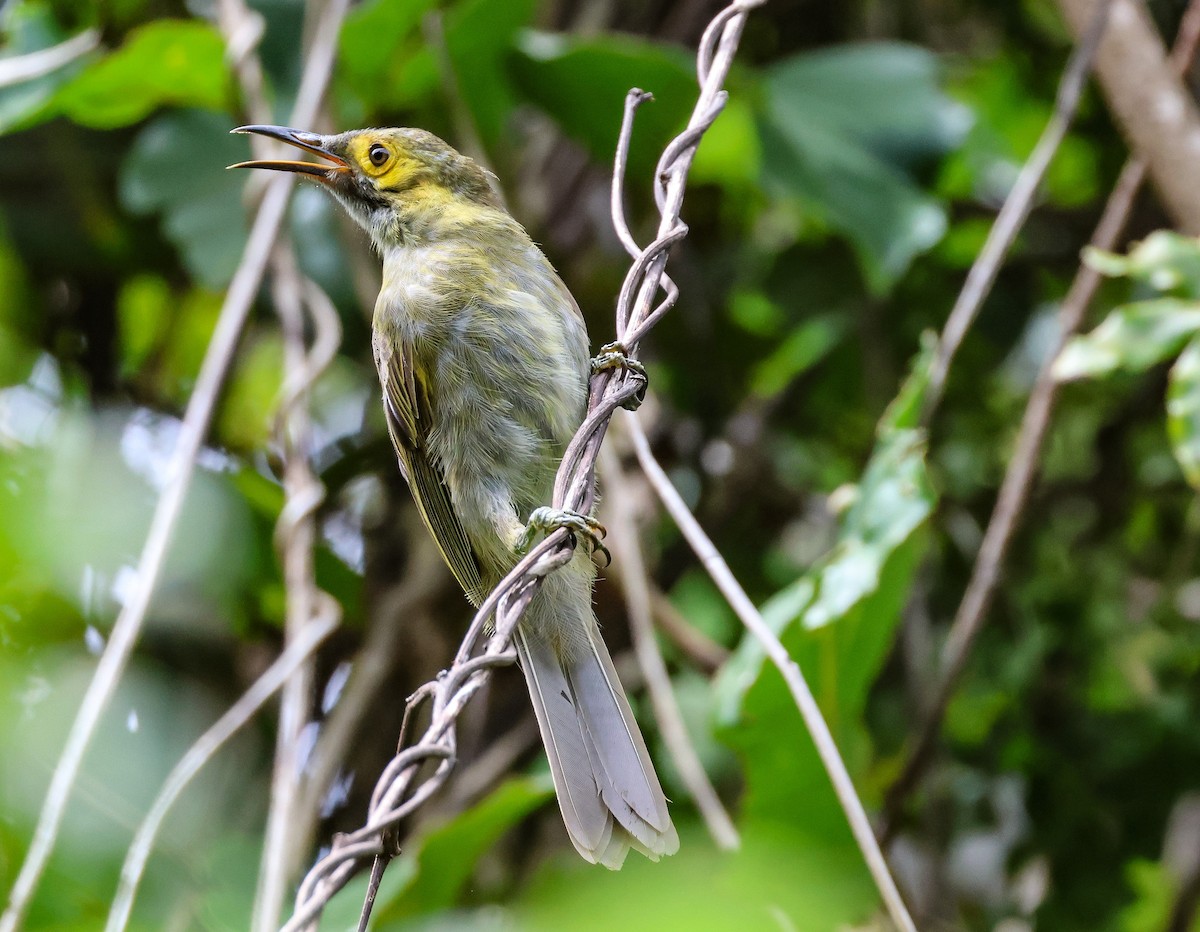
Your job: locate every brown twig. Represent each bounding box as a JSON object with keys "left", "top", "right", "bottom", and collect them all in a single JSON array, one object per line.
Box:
[
  {"left": 211, "top": 0, "right": 350, "bottom": 924},
  {"left": 0, "top": 4, "right": 351, "bottom": 927},
  {"left": 599, "top": 444, "right": 740, "bottom": 852},
  {"left": 255, "top": 258, "right": 343, "bottom": 930},
  {"left": 881, "top": 0, "right": 1200, "bottom": 840},
  {"left": 623, "top": 412, "right": 917, "bottom": 932},
  {"left": 1057, "top": 0, "right": 1200, "bottom": 233},
  {"left": 281, "top": 3, "right": 764, "bottom": 927}
]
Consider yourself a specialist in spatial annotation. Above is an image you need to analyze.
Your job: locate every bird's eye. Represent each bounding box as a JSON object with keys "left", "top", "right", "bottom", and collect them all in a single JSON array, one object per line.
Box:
[{"left": 368, "top": 144, "right": 389, "bottom": 167}]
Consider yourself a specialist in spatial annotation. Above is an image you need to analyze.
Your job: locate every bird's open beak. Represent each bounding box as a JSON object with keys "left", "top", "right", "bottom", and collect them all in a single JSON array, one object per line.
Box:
[{"left": 227, "top": 125, "right": 349, "bottom": 181}]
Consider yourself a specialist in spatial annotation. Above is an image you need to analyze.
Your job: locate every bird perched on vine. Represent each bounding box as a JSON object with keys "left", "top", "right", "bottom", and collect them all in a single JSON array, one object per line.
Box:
[{"left": 231, "top": 125, "right": 678, "bottom": 868}]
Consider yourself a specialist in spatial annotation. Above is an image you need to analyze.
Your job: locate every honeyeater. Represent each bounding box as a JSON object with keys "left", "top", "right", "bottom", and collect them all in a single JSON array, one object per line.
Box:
[{"left": 231, "top": 125, "right": 678, "bottom": 868}]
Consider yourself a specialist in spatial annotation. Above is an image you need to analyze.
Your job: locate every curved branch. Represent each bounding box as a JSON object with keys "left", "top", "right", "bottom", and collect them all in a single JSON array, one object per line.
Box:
[{"left": 282, "top": 2, "right": 767, "bottom": 927}]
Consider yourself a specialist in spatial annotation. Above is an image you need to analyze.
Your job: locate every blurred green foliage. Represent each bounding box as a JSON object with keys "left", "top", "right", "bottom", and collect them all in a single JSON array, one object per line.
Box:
[{"left": 2, "top": 0, "right": 1200, "bottom": 930}]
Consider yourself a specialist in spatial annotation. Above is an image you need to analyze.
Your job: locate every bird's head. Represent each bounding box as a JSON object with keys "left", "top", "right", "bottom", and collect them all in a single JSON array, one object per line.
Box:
[{"left": 229, "top": 125, "right": 502, "bottom": 247}]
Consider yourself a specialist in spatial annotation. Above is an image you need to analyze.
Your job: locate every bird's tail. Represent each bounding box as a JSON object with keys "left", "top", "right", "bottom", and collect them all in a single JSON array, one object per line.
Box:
[{"left": 514, "top": 564, "right": 678, "bottom": 868}]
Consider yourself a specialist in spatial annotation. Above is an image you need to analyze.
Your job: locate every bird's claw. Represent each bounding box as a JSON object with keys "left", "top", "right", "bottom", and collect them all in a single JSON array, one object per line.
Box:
[
  {"left": 591, "top": 341, "right": 647, "bottom": 411},
  {"left": 518, "top": 506, "right": 611, "bottom": 565}
]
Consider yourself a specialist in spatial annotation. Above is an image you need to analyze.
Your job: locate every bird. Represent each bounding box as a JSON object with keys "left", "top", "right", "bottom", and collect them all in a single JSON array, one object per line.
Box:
[{"left": 230, "top": 124, "right": 679, "bottom": 868}]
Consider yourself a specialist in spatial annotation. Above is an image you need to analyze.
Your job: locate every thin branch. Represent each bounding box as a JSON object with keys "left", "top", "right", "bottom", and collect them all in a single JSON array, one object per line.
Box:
[
  {"left": 282, "top": 3, "right": 764, "bottom": 926},
  {"left": 882, "top": 0, "right": 1200, "bottom": 840},
  {"left": 0, "top": 4, "right": 351, "bottom": 928},
  {"left": 104, "top": 595, "right": 340, "bottom": 932},
  {"left": 254, "top": 257, "right": 342, "bottom": 930},
  {"left": 0, "top": 28, "right": 99, "bottom": 88},
  {"left": 599, "top": 444, "right": 740, "bottom": 852},
  {"left": 1057, "top": 0, "right": 1200, "bottom": 232},
  {"left": 921, "top": 0, "right": 1112, "bottom": 424},
  {"left": 623, "top": 412, "right": 916, "bottom": 932},
  {"left": 220, "top": 0, "right": 348, "bottom": 921}
]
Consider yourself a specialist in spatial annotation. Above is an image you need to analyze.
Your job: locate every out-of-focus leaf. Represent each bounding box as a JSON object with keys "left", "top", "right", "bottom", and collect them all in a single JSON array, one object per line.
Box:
[
  {"left": 116, "top": 273, "right": 172, "bottom": 380},
  {"left": 1053, "top": 299, "right": 1200, "bottom": 382},
  {"left": 155, "top": 287, "right": 221, "bottom": 401},
  {"left": 691, "top": 96, "right": 761, "bottom": 188},
  {"left": 668, "top": 570, "right": 739, "bottom": 649},
  {"left": 338, "top": 0, "right": 438, "bottom": 103},
  {"left": 1116, "top": 858, "right": 1177, "bottom": 932},
  {"left": 218, "top": 333, "right": 284, "bottom": 451},
  {"left": 0, "top": 224, "right": 36, "bottom": 386},
  {"left": 768, "top": 43, "right": 965, "bottom": 162},
  {"left": 369, "top": 774, "right": 554, "bottom": 923},
  {"left": 879, "top": 329, "right": 936, "bottom": 432},
  {"left": 0, "top": 407, "right": 261, "bottom": 636},
  {"left": 119, "top": 109, "right": 250, "bottom": 289},
  {"left": 759, "top": 43, "right": 967, "bottom": 292},
  {"left": 728, "top": 289, "right": 785, "bottom": 337},
  {"left": 354, "top": 0, "right": 536, "bottom": 141},
  {"left": 944, "top": 685, "right": 1009, "bottom": 746},
  {"left": 48, "top": 20, "right": 229, "bottom": 128},
  {"left": 748, "top": 313, "right": 846, "bottom": 398},
  {"left": 510, "top": 30, "right": 695, "bottom": 175},
  {"left": 715, "top": 342, "right": 936, "bottom": 840},
  {"left": 799, "top": 426, "right": 933, "bottom": 632},
  {"left": 1084, "top": 231, "right": 1200, "bottom": 297},
  {"left": 1167, "top": 336, "right": 1200, "bottom": 491},
  {"left": 938, "top": 55, "right": 1098, "bottom": 208},
  {"left": 0, "top": 5, "right": 94, "bottom": 134},
  {"left": 512, "top": 822, "right": 875, "bottom": 931},
  {"left": 444, "top": 0, "right": 537, "bottom": 147}
]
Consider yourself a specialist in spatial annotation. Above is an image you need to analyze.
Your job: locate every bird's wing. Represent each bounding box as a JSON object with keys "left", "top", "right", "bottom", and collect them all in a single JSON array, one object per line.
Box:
[{"left": 376, "top": 332, "right": 487, "bottom": 605}]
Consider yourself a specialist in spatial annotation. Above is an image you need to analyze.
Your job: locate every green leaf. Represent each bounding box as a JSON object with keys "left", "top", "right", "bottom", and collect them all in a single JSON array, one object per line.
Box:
[
  {"left": 759, "top": 43, "right": 966, "bottom": 292},
  {"left": 938, "top": 55, "right": 1099, "bottom": 209},
  {"left": 0, "top": 222, "right": 37, "bottom": 387},
  {"left": 371, "top": 774, "right": 554, "bottom": 922},
  {"left": 513, "top": 822, "right": 875, "bottom": 931},
  {"left": 119, "top": 109, "right": 250, "bottom": 289},
  {"left": 714, "top": 343, "right": 936, "bottom": 847},
  {"left": 1085, "top": 231, "right": 1200, "bottom": 297},
  {"left": 1117, "top": 859, "right": 1178, "bottom": 932},
  {"left": 690, "top": 96, "right": 761, "bottom": 188},
  {"left": 116, "top": 274, "right": 172, "bottom": 380},
  {"left": 217, "top": 334, "right": 284, "bottom": 451},
  {"left": 48, "top": 20, "right": 230, "bottom": 128},
  {"left": 800, "top": 428, "right": 934, "bottom": 632},
  {"left": 338, "top": 0, "right": 439, "bottom": 104},
  {"left": 1167, "top": 335, "right": 1200, "bottom": 491},
  {"left": 510, "top": 31, "right": 696, "bottom": 175},
  {"left": 444, "top": 0, "right": 537, "bottom": 147},
  {"left": 1053, "top": 299, "right": 1200, "bottom": 382},
  {"left": 878, "top": 329, "right": 937, "bottom": 433},
  {"left": 748, "top": 313, "right": 846, "bottom": 398}
]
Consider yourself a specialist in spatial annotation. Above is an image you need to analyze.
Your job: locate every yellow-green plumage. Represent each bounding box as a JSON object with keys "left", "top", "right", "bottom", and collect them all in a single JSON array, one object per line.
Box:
[{"left": 231, "top": 124, "right": 678, "bottom": 867}]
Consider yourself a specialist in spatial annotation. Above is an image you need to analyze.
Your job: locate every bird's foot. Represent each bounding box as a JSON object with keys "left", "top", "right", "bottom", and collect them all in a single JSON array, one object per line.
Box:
[
  {"left": 591, "top": 341, "right": 647, "bottom": 411},
  {"left": 518, "top": 506, "right": 610, "bottom": 565}
]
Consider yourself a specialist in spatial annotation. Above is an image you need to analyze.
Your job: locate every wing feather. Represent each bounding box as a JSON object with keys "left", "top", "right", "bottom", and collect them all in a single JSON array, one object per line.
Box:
[{"left": 375, "top": 330, "right": 487, "bottom": 605}]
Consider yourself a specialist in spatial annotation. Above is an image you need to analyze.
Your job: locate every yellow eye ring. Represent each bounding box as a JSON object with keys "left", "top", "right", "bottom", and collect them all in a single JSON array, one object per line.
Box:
[{"left": 368, "top": 143, "right": 389, "bottom": 167}]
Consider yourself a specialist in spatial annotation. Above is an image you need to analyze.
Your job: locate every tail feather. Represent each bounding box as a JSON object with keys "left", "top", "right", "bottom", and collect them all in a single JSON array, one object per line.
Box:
[
  {"left": 574, "top": 701, "right": 666, "bottom": 852},
  {"left": 515, "top": 628, "right": 611, "bottom": 857},
  {"left": 568, "top": 629, "right": 673, "bottom": 832},
  {"left": 514, "top": 597, "right": 678, "bottom": 868}
]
